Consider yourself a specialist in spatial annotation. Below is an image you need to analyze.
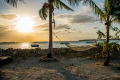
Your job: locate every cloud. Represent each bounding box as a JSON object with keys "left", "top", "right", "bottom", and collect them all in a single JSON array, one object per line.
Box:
[
  {"left": 56, "top": 14, "right": 99, "bottom": 24},
  {"left": 56, "top": 5, "right": 99, "bottom": 25},
  {"left": 54, "top": 24, "right": 70, "bottom": 30},
  {"left": 34, "top": 23, "right": 70, "bottom": 31},
  {"left": 78, "top": 5, "right": 93, "bottom": 15},
  {"left": 57, "top": 14, "right": 99, "bottom": 25},
  {"left": 70, "top": 15, "right": 99, "bottom": 23},
  {"left": 0, "top": 25, "right": 9, "bottom": 32},
  {"left": 98, "top": 3, "right": 104, "bottom": 8},
  {"left": 42, "top": 29, "right": 49, "bottom": 31},
  {"left": 35, "top": 23, "right": 48, "bottom": 28},
  {"left": 56, "top": 14, "right": 72, "bottom": 19},
  {"left": 0, "top": 13, "right": 17, "bottom": 20}
]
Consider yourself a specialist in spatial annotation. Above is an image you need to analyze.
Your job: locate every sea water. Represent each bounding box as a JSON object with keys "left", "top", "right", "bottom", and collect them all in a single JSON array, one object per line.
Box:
[{"left": 0, "top": 40, "right": 120, "bottom": 49}]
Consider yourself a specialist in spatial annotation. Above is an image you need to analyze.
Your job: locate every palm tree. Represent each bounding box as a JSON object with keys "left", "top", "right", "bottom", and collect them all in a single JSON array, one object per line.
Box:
[
  {"left": 4, "top": 0, "right": 25, "bottom": 7},
  {"left": 82, "top": 0, "right": 120, "bottom": 65},
  {"left": 39, "top": 0, "right": 80, "bottom": 58}
]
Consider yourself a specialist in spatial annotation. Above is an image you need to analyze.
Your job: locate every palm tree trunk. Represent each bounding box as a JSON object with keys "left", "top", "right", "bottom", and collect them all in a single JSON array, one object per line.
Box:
[
  {"left": 104, "top": 22, "right": 110, "bottom": 66},
  {"left": 47, "top": 0, "right": 53, "bottom": 58}
]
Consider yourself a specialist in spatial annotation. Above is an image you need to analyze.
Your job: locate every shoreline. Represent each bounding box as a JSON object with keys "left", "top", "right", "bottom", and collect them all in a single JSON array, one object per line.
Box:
[
  {"left": 79, "top": 39, "right": 120, "bottom": 41},
  {"left": 0, "top": 47, "right": 102, "bottom": 59},
  {"left": 0, "top": 40, "right": 120, "bottom": 50},
  {"left": 0, "top": 46, "right": 120, "bottom": 60}
]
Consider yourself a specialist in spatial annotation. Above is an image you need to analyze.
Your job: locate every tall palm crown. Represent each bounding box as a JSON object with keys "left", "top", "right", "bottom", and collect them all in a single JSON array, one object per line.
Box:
[
  {"left": 82, "top": 0, "right": 120, "bottom": 23},
  {"left": 39, "top": 0, "right": 80, "bottom": 20}
]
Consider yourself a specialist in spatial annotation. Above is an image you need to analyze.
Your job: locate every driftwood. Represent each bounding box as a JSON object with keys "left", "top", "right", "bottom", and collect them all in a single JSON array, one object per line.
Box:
[{"left": 0, "top": 56, "right": 12, "bottom": 66}]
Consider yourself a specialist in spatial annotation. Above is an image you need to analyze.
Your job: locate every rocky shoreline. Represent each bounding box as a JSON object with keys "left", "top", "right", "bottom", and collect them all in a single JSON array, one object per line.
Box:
[
  {"left": 0, "top": 46, "right": 119, "bottom": 59},
  {"left": 0, "top": 47, "right": 102, "bottom": 58}
]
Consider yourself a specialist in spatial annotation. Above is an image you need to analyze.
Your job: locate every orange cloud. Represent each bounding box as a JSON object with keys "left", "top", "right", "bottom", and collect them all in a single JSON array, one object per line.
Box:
[{"left": 0, "top": 13, "right": 17, "bottom": 20}]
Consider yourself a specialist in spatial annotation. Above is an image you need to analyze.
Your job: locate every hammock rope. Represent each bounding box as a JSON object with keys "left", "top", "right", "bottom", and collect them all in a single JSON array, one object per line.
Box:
[{"left": 52, "top": 32, "right": 62, "bottom": 41}]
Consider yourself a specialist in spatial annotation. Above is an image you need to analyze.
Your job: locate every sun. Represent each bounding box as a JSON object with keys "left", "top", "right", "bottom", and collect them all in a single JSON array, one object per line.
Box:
[{"left": 16, "top": 16, "right": 34, "bottom": 33}]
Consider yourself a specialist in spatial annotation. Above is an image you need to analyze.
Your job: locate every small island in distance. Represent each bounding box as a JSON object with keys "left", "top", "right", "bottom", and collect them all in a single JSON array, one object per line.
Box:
[{"left": 79, "top": 39, "right": 120, "bottom": 41}]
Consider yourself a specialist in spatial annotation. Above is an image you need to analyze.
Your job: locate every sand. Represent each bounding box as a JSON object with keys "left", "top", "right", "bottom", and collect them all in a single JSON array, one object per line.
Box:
[{"left": 0, "top": 57, "right": 120, "bottom": 80}]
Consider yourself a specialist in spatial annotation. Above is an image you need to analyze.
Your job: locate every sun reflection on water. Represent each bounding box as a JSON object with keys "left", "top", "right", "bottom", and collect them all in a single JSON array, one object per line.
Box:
[{"left": 21, "top": 43, "right": 31, "bottom": 49}]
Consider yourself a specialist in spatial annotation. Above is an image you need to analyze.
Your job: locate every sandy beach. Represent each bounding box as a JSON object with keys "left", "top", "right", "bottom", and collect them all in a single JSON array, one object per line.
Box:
[{"left": 0, "top": 52, "right": 120, "bottom": 80}]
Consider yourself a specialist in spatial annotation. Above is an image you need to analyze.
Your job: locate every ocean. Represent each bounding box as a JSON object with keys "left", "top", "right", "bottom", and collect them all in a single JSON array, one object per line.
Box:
[{"left": 0, "top": 40, "right": 120, "bottom": 49}]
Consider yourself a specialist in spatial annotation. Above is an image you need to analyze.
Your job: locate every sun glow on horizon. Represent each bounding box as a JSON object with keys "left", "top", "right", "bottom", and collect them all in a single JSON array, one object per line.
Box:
[{"left": 16, "top": 16, "right": 34, "bottom": 33}]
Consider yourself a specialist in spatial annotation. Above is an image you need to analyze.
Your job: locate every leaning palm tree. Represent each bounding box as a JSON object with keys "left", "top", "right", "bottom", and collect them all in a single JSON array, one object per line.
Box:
[
  {"left": 4, "top": 0, "right": 24, "bottom": 7},
  {"left": 39, "top": 0, "right": 80, "bottom": 58},
  {"left": 82, "top": 0, "right": 120, "bottom": 65}
]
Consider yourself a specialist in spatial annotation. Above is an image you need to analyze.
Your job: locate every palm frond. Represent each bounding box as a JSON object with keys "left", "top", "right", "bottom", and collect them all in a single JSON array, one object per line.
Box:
[
  {"left": 101, "top": 0, "right": 120, "bottom": 20},
  {"left": 112, "top": 17, "right": 120, "bottom": 23},
  {"left": 39, "top": 2, "right": 49, "bottom": 20},
  {"left": 110, "top": 26, "right": 120, "bottom": 39},
  {"left": 54, "top": 0, "right": 73, "bottom": 11},
  {"left": 82, "top": 0, "right": 106, "bottom": 21},
  {"left": 115, "top": 30, "right": 120, "bottom": 36},
  {"left": 96, "top": 30, "right": 106, "bottom": 39},
  {"left": 65, "top": 0, "right": 82, "bottom": 7},
  {"left": 106, "top": 0, "right": 120, "bottom": 21},
  {"left": 4, "top": 0, "right": 25, "bottom": 7},
  {"left": 109, "top": 35, "right": 114, "bottom": 39},
  {"left": 104, "top": 0, "right": 110, "bottom": 15},
  {"left": 115, "top": 32, "right": 120, "bottom": 37},
  {"left": 111, "top": 26, "right": 119, "bottom": 32}
]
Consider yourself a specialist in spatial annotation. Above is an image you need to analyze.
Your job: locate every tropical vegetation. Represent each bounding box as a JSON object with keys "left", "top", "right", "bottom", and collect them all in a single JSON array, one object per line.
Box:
[{"left": 82, "top": 0, "right": 120, "bottom": 66}]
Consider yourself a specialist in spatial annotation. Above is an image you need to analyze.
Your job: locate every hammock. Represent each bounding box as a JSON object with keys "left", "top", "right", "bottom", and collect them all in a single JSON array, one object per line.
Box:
[{"left": 65, "top": 44, "right": 96, "bottom": 51}]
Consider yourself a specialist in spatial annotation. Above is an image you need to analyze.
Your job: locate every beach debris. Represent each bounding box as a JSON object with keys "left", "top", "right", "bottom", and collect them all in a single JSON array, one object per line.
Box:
[
  {"left": 0, "top": 56, "right": 12, "bottom": 66},
  {"left": 39, "top": 57, "right": 59, "bottom": 62}
]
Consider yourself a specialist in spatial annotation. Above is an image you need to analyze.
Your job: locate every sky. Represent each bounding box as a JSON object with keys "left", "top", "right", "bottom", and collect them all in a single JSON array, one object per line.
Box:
[{"left": 0, "top": 0, "right": 119, "bottom": 42}]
